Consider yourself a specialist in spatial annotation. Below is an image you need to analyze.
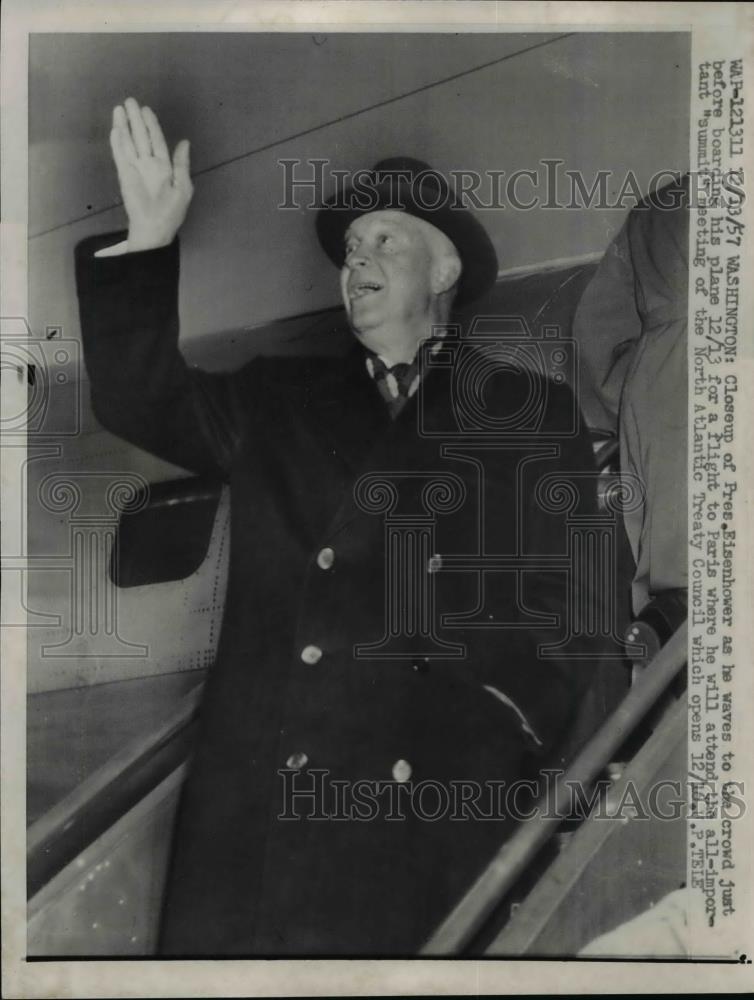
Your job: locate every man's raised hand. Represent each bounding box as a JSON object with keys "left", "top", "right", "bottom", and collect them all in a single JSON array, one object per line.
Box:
[{"left": 95, "top": 98, "right": 194, "bottom": 258}]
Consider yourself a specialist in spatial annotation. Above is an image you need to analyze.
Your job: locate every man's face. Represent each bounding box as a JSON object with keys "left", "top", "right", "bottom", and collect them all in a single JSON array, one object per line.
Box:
[{"left": 340, "top": 210, "right": 438, "bottom": 337}]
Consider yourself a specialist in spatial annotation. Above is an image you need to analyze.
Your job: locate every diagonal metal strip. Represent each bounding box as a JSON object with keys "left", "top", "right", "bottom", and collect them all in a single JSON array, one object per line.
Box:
[{"left": 420, "top": 622, "right": 688, "bottom": 955}]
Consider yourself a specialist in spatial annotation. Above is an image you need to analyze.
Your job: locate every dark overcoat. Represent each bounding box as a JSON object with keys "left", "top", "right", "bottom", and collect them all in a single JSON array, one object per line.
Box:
[{"left": 75, "top": 232, "right": 600, "bottom": 956}]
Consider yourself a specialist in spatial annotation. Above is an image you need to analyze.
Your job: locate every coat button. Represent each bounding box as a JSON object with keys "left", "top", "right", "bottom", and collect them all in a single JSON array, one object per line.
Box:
[
  {"left": 301, "top": 644, "right": 323, "bottom": 664},
  {"left": 392, "top": 759, "right": 412, "bottom": 783},
  {"left": 286, "top": 752, "right": 309, "bottom": 770},
  {"left": 316, "top": 547, "right": 335, "bottom": 570}
]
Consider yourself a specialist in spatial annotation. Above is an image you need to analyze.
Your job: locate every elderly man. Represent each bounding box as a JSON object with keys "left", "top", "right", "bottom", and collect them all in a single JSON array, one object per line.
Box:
[{"left": 75, "top": 99, "right": 599, "bottom": 955}]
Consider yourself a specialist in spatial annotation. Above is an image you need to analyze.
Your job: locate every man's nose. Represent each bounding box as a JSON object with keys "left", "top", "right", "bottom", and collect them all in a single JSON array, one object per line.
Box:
[{"left": 345, "top": 246, "right": 370, "bottom": 267}]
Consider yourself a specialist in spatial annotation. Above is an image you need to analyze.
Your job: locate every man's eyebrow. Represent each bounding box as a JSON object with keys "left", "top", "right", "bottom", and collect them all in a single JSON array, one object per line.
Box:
[{"left": 344, "top": 219, "right": 406, "bottom": 245}]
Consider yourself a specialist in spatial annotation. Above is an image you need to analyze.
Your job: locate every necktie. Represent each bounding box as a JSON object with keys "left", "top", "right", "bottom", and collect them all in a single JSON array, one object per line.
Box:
[
  {"left": 365, "top": 335, "right": 446, "bottom": 418},
  {"left": 366, "top": 355, "right": 421, "bottom": 417}
]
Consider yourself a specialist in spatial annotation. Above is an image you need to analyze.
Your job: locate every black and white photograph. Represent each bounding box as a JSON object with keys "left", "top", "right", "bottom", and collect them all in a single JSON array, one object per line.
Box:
[{"left": 2, "top": 2, "right": 753, "bottom": 996}]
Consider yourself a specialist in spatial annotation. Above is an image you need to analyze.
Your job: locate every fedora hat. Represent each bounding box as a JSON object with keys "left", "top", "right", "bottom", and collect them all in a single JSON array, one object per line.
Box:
[{"left": 315, "top": 156, "right": 498, "bottom": 306}]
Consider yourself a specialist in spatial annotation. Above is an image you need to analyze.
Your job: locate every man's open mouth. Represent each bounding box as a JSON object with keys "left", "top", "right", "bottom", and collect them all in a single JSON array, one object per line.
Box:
[{"left": 349, "top": 281, "right": 384, "bottom": 300}]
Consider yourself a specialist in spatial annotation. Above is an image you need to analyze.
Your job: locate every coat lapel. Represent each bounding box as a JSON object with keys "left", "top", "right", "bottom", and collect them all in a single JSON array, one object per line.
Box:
[
  {"left": 305, "top": 340, "right": 458, "bottom": 472},
  {"left": 304, "top": 342, "right": 391, "bottom": 474},
  {"left": 305, "top": 346, "right": 456, "bottom": 539}
]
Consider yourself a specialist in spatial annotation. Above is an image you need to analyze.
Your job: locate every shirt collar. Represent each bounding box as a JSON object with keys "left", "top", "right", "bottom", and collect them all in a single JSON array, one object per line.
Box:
[{"left": 363, "top": 329, "right": 448, "bottom": 375}]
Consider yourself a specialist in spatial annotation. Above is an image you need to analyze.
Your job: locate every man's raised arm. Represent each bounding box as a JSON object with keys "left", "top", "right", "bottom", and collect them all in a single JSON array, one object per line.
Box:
[{"left": 76, "top": 99, "right": 258, "bottom": 478}]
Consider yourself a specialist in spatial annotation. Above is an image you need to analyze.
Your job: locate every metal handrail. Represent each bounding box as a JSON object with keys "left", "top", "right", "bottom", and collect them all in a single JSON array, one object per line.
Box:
[
  {"left": 485, "top": 694, "right": 687, "bottom": 955},
  {"left": 27, "top": 683, "right": 204, "bottom": 897},
  {"left": 420, "top": 621, "right": 688, "bottom": 955}
]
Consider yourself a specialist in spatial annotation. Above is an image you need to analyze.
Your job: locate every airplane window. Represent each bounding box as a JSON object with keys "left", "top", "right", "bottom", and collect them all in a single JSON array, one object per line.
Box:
[{"left": 110, "top": 477, "right": 223, "bottom": 588}]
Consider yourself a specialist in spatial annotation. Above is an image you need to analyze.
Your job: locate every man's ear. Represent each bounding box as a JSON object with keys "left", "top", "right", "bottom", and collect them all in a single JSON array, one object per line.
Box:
[{"left": 431, "top": 252, "right": 462, "bottom": 295}]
